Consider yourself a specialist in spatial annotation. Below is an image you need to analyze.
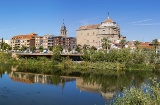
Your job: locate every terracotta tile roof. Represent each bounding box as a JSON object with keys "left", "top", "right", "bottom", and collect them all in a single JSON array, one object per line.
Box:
[
  {"left": 78, "top": 24, "right": 100, "bottom": 30},
  {"left": 11, "top": 33, "right": 37, "bottom": 40},
  {"left": 103, "top": 17, "right": 114, "bottom": 23},
  {"left": 139, "top": 42, "right": 153, "bottom": 49}
]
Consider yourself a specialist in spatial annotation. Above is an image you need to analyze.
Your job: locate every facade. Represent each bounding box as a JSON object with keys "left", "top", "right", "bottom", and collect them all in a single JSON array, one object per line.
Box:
[
  {"left": 52, "top": 21, "right": 76, "bottom": 50},
  {"left": 10, "top": 32, "right": 37, "bottom": 50},
  {"left": 42, "top": 34, "right": 54, "bottom": 49},
  {"left": 53, "top": 36, "right": 76, "bottom": 49},
  {"left": 76, "top": 16, "right": 125, "bottom": 48},
  {"left": 4, "top": 40, "right": 11, "bottom": 45},
  {"left": 35, "top": 36, "right": 43, "bottom": 49},
  {"left": 10, "top": 20, "right": 76, "bottom": 51}
]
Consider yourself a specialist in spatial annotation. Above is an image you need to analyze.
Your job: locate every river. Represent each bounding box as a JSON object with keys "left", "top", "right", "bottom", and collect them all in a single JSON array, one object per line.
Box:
[{"left": 0, "top": 65, "right": 160, "bottom": 105}]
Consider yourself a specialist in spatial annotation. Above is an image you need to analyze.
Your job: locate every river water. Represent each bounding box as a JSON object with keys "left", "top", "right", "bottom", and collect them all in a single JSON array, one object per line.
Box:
[{"left": 0, "top": 66, "right": 160, "bottom": 105}]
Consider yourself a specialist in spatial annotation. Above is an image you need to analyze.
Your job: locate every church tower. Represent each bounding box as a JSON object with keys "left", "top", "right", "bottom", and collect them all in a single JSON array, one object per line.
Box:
[{"left": 60, "top": 20, "right": 67, "bottom": 37}]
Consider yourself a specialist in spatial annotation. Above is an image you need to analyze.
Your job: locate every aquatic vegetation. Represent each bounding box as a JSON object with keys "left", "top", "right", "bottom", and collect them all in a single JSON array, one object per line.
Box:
[{"left": 113, "top": 77, "right": 160, "bottom": 105}]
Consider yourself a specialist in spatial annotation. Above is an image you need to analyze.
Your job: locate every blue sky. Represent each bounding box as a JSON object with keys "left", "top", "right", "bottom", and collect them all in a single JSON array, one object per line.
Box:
[{"left": 0, "top": 0, "right": 160, "bottom": 42}]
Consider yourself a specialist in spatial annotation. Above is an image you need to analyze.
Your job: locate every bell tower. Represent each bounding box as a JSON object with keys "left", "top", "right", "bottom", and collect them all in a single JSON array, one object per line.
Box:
[{"left": 60, "top": 20, "right": 67, "bottom": 37}]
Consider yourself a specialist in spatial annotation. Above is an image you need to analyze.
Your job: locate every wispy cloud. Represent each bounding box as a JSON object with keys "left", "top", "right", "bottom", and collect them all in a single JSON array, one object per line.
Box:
[
  {"left": 133, "top": 23, "right": 160, "bottom": 26},
  {"left": 132, "top": 19, "right": 152, "bottom": 24}
]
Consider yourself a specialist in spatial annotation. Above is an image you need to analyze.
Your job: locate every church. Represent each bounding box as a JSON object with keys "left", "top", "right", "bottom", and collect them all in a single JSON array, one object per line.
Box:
[{"left": 76, "top": 15, "right": 126, "bottom": 48}]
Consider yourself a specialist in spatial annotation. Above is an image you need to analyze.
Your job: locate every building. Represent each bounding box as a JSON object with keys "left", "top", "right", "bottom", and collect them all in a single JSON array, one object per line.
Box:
[
  {"left": 52, "top": 21, "right": 76, "bottom": 50},
  {"left": 76, "top": 16, "right": 125, "bottom": 48},
  {"left": 35, "top": 36, "right": 43, "bottom": 49},
  {"left": 42, "top": 34, "right": 54, "bottom": 49},
  {"left": 60, "top": 20, "right": 67, "bottom": 37},
  {"left": 4, "top": 40, "right": 11, "bottom": 45},
  {"left": 10, "top": 32, "right": 37, "bottom": 50},
  {"left": 53, "top": 36, "right": 76, "bottom": 49}
]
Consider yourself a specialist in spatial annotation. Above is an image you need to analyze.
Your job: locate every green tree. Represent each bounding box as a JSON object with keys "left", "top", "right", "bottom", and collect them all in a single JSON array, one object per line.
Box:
[
  {"left": 30, "top": 46, "right": 36, "bottom": 53},
  {"left": 101, "top": 38, "right": 111, "bottom": 52},
  {"left": 134, "top": 40, "right": 141, "bottom": 49},
  {"left": 13, "top": 46, "right": 19, "bottom": 51},
  {"left": 48, "top": 46, "right": 53, "bottom": 51},
  {"left": 39, "top": 46, "right": 44, "bottom": 52},
  {"left": 75, "top": 44, "right": 82, "bottom": 53},
  {"left": 21, "top": 45, "right": 27, "bottom": 52},
  {"left": 52, "top": 45, "right": 63, "bottom": 62},
  {"left": 83, "top": 44, "right": 89, "bottom": 50},
  {"left": 1, "top": 43, "right": 12, "bottom": 51},
  {"left": 119, "top": 39, "right": 126, "bottom": 49},
  {"left": 152, "top": 39, "right": 159, "bottom": 53}
]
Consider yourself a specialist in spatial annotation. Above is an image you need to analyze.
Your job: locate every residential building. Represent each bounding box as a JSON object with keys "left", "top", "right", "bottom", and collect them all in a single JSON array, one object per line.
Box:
[
  {"left": 10, "top": 32, "right": 37, "bottom": 50},
  {"left": 35, "top": 36, "right": 43, "bottom": 49},
  {"left": 76, "top": 16, "right": 125, "bottom": 48},
  {"left": 4, "top": 40, "right": 11, "bottom": 45},
  {"left": 42, "top": 34, "right": 54, "bottom": 49},
  {"left": 52, "top": 21, "right": 76, "bottom": 50},
  {"left": 53, "top": 36, "right": 76, "bottom": 49}
]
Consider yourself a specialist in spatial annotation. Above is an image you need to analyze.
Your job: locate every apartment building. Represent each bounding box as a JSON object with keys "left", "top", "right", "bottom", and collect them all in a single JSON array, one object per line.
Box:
[
  {"left": 42, "top": 34, "right": 54, "bottom": 49},
  {"left": 53, "top": 36, "right": 76, "bottom": 49},
  {"left": 35, "top": 36, "right": 43, "bottom": 49},
  {"left": 10, "top": 32, "right": 37, "bottom": 50}
]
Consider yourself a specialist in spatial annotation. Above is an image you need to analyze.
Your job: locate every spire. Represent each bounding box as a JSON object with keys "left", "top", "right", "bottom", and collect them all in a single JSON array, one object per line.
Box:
[
  {"left": 62, "top": 19, "right": 65, "bottom": 26},
  {"left": 60, "top": 19, "right": 67, "bottom": 37},
  {"left": 108, "top": 12, "right": 110, "bottom": 19}
]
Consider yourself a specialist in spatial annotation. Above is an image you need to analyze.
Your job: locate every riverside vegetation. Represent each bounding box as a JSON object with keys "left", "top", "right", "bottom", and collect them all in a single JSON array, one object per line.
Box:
[
  {"left": 1, "top": 45, "right": 160, "bottom": 75},
  {"left": 0, "top": 45, "right": 160, "bottom": 104}
]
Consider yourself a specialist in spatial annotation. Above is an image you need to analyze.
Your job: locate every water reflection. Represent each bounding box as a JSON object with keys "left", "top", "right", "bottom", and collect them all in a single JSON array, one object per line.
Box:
[
  {"left": 9, "top": 70, "right": 160, "bottom": 101},
  {"left": 1, "top": 65, "right": 160, "bottom": 105}
]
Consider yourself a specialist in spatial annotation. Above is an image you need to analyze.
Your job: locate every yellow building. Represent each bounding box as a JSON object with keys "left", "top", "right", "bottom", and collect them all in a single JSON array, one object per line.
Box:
[{"left": 76, "top": 16, "right": 125, "bottom": 48}]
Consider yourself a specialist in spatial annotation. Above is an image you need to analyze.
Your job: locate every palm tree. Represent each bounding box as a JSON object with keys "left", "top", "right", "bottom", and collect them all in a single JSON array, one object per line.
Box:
[
  {"left": 101, "top": 38, "right": 111, "bottom": 52},
  {"left": 75, "top": 44, "right": 82, "bottom": 53},
  {"left": 119, "top": 39, "right": 126, "bottom": 49},
  {"left": 152, "top": 39, "right": 159, "bottom": 53},
  {"left": 134, "top": 40, "right": 141, "bottom": 49},
  {"left": 83, "top": 44, "right": 89, "bottom": 50}
]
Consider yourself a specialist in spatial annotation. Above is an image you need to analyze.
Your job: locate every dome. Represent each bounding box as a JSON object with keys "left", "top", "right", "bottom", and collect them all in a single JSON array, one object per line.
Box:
[
  {"left": 61, "top": 23, "right": 66, "bottom": 30},
  {"left": 103, "top": 17, "right": 114, "bottom": 23}
]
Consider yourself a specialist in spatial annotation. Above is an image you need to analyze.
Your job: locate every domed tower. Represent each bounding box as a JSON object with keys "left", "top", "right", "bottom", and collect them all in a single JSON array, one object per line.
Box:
[{"left": 60, "top": 20, "right": 67, "bottom": 37}]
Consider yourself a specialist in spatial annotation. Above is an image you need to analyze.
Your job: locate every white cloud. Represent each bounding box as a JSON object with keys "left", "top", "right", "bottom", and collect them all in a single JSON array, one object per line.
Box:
[
  {"left": 132, "top": 19, "right": 152, "bottom": 24},
  {"left": 133, "top": 23, "right": 160, "bottom": 26}
]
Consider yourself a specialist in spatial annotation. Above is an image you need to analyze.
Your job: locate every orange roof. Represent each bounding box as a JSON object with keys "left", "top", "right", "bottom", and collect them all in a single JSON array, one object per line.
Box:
[
  {"left": 103, "top": 17, "right": 114, "bottom": 23},
  {"left": 11, "top": 33, "right": 37, "bottom": 40},
  {"left": 139, "top": 42, "right": 153, "bottom": 49},
  {"left": 78, "top": 24, "right": 100, "bottom": 30}
]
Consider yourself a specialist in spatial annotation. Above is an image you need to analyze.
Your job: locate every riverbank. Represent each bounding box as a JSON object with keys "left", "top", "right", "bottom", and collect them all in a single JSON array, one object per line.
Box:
[{"left": 1, "top": 49, "right": 160, "bottom": 75}]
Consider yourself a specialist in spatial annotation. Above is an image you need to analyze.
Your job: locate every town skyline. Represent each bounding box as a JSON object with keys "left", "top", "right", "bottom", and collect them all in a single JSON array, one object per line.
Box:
[{"left": 0, "top": 0, "right": 160, "bottom": 42}]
